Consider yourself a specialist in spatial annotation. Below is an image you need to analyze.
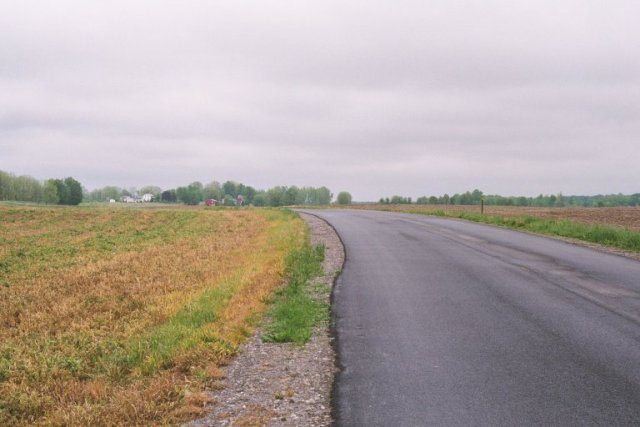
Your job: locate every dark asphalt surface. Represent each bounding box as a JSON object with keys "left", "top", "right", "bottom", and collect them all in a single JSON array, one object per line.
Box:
[{"left": 302, "top": 209, "right": 640, "bottom": 426}]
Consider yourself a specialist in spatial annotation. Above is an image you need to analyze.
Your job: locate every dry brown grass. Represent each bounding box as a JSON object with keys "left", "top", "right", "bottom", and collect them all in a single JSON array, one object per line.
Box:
[{"left": 0, "top": 205, "right": 305, "bottom": 425}]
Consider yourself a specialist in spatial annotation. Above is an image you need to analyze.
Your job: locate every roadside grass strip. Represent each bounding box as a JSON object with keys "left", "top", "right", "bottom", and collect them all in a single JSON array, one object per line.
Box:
[
  {"left": 0, "top": 206, "right": 306, "bottom": 425},
  {"left": 263, "top": 243, "right": 328, "bottom": 345},
  {"left": 447, "top": 211, "right": 640, "bottom": 252}
]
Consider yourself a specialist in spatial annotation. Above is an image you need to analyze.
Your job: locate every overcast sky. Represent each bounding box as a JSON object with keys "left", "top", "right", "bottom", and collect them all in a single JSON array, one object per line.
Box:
[{"left": 1, "top": 1, "right": 639, "bottom": 200}]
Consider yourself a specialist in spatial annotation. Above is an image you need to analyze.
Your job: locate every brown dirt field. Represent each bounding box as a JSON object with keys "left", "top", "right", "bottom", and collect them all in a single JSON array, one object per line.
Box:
[{"left": 352, "top": 205, "right": 640, "bottom": 231}]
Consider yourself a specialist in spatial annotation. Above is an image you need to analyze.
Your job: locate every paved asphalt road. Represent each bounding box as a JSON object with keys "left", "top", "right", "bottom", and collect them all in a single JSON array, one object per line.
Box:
[{"left": 301, "top": 209, "right": 640, "bottom": 426}]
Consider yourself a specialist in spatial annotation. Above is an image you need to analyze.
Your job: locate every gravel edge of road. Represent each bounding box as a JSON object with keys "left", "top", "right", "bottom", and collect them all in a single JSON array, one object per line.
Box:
[{"left": 186, "top": 212, "right": 344, "bottom": 427}]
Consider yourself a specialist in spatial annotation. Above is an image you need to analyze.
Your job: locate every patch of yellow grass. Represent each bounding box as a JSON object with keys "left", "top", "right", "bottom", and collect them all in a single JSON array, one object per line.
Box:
[{"left": 0, "top": 205, "right": 305, "bottom": 425}]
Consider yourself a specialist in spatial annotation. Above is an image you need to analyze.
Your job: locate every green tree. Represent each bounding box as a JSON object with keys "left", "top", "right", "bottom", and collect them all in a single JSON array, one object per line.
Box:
[
  {"left": 316, "top": 187, "right": 333, "bottom": 205},
  {"left": 161, "top": 189, "right": 177, "bottom": 202},
  {"left": 14, "top": 175, "right": 43, "bottom": 202},
  {"left": 43, "top": 180, "right": 59, "bottom": 204},
  {"left": 242, "top": 185, "right": 257, "bottom": 205},
  {"left": 176, "top": 182, "right": 203, "bottom": 205},
  {"left": 64, "top": 177, "right": 83, "bottom": 205},
  {"left": 203, "top": 181, "right": 223, "bottom": 201},
  {"left": 285, "top": 186, "right": 299, "bottom": 205},
  {"left": 471, "top": 189, "right": 483, "bottom": 204},
  {"left": 265, "top": 186, "right": 286, "bottom": 207},
  {"left": 222, "top": 181, "right": 238, "bottom": 198},
  {"left": 0, "top": 170, "right": 14, "bottom": 200},
  {"left": 51, "top": 179, "right": 69, "bottom": 205},
  {"left": 337, "top": 191, "right": 352, "bottom": 205},
  {"left": 253, "top": 192, "right": 266, "bottom": 206},
  {"left": 390, "top": 195, "right": 409, "bottom": 204}
]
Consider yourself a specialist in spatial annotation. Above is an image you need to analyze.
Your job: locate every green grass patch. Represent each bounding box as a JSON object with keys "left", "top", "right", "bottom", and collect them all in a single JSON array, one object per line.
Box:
[
  {"left": 122, "top": 276, "right": 242, "bottom": 377},
  {"left": 263, "top": 243, "right": 328, "bottom": 345}
]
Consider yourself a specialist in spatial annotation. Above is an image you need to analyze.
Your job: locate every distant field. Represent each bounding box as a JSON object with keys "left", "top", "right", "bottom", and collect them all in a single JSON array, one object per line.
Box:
[
  {"left": 350, "top": 204, "right": 640, "bottom": 253},
  {"left": 352, "top": 204, "right": 640, "bottom": 230},
  {"left": 0, "top": 205, "right": 305, "bottom": 425}
]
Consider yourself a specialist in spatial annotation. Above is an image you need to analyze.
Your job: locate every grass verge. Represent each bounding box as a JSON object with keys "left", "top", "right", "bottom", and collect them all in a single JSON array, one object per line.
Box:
[{"left": 262, "top": 243, "right": 328, "bottom": 345}]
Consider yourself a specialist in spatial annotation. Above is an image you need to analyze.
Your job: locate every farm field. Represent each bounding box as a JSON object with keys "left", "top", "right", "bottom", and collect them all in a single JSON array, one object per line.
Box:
[
  {"left": 352, "top": 204, "right": 640, "bottom": 231},
  {"left": 0, "top": 205, "right": 305, "bottom": 425}
]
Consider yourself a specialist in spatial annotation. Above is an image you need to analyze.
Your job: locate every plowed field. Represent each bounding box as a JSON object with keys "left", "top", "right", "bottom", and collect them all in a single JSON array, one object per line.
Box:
[{"left": 354, "top": 205, "right": 640, "bottom": 231}]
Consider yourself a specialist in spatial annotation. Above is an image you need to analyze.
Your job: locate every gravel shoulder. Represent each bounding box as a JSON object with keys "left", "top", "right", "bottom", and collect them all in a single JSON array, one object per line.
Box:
[{"left": 187, "top": 212, "right": 344, "bottom": 427}]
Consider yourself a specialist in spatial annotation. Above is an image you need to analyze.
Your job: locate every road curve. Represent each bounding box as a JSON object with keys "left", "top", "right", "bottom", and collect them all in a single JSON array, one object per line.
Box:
[{"left": 301, "top": 209, "right": 640, "bottom": 426}]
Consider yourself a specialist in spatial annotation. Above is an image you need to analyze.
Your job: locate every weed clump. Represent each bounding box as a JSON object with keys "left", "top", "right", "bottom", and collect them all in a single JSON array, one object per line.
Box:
[{"left": 263, "top": 244, "right": 327, "bottom": 345}]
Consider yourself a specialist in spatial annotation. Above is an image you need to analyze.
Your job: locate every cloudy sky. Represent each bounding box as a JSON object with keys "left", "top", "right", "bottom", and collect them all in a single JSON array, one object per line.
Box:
[{"left": 1, "top": 1, "right": 639, "bottom": 200}]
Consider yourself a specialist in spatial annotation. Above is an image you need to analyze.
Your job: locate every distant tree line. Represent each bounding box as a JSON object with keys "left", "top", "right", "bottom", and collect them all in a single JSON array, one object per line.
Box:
[
  {"left": 85, "top": 179, "right": 335, "bottom": 207},
  {"left": 379, "top": 195, "right": 413, "bottom": 204},
  {"left": 380, "top": 189, "right": 640, "bottom": 207},
  {"left": 0, "top": 170, "right": 83, "bottom": 205}
]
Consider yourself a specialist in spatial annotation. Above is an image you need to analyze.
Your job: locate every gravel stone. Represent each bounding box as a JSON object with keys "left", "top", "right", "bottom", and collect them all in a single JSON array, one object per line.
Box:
[{"left": 187, "top": 212, "right": 344, "bottom": 427}]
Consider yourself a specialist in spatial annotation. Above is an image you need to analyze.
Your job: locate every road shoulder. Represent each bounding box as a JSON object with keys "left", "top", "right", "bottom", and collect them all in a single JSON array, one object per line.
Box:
[{"left": 187, "top": 212, "right": 343, "bottom": 426}]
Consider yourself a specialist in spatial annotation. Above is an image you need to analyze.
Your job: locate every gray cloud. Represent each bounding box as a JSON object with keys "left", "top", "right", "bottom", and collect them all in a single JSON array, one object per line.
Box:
[{"left": 1, "top": 0, "right": 639, "bottom": 200}]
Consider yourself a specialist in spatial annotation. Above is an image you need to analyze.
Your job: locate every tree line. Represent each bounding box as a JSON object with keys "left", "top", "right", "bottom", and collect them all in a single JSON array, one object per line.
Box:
[
  {"left": 86, "top": 180, "right": 337, "bottom": 206},
  {"left": 0, "top": 171, "right": 83, "bottom": 205},
  {"left": 379, "top": 189, "right": 640, "bottom": 207},
  {"left": 0, "top": 170, "right": 348, "bottom": 207}
]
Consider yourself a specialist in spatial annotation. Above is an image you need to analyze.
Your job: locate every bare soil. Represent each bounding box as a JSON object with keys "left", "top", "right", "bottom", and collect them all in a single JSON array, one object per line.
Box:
[
  {"left": 484, "top": 206, "right": 640, "bottom": 231},
  {"left": 354, "top": 204, "right": 640, "bottom": 231}
]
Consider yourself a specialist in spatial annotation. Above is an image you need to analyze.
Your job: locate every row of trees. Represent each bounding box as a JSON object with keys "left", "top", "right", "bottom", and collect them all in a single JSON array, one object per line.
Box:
[
  {"left": 86, "top": 179, "right": 339, "bottom": 207},
  {"left": 379, "top": 196, "right": 413, "bottom": 204},
  {"left": 172, "top": 182, "right": 335, "bottom": 206},
  {"left": 255, "top": 185, "right": 334, "bottom": 207},
  {"left": 381, "top": 189, "right": 640, "bottom": 208},
  {"left": 0, "top": 171, "right": 83, "bottom": 205},
  {"left": 1, "top": 171, "right": 345, "bottom": 207}
]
